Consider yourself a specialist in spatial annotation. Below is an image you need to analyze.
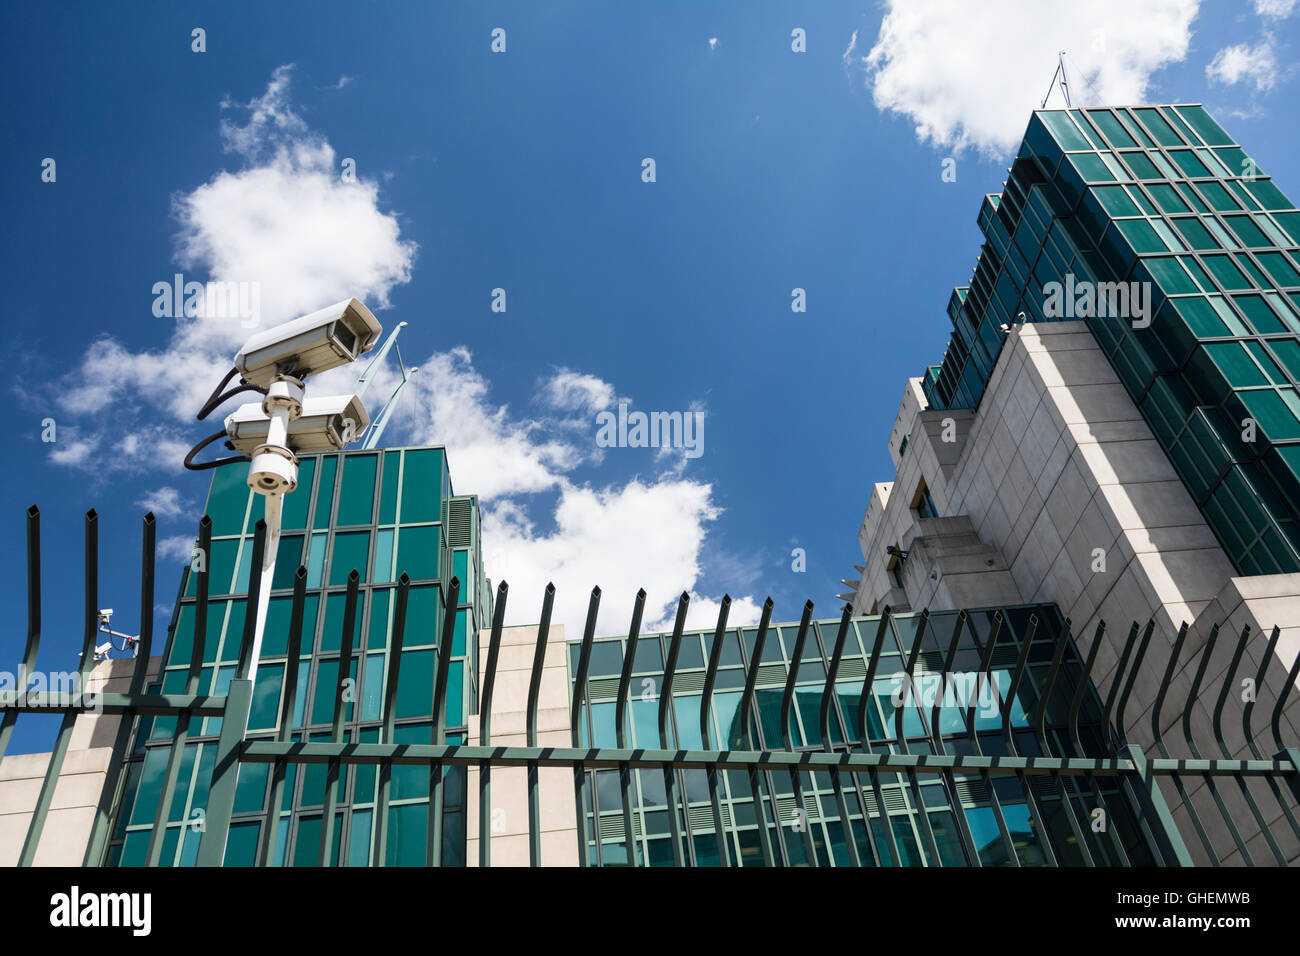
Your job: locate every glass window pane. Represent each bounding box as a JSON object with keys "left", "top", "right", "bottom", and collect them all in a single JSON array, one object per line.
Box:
[{"left": 337, "top": 453, "right": 377, "bottom": 526}]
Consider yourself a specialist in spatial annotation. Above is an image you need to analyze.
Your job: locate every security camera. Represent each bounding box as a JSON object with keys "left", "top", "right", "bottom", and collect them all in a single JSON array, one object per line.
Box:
[
  {"left": 234, "top": 298, "right": 382, "bottom": 387},
  {"left": 224, "top": 394, "right": 371, "bottom": 456}
]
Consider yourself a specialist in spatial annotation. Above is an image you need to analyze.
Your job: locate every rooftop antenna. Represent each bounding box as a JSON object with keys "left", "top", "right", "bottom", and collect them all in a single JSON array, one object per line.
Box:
[
  {"left": 354, "top": 321, "right": 419, "bottom": 449},
  {"left": 1040, "top": 51, "right": 1072, "bottom": 109}
]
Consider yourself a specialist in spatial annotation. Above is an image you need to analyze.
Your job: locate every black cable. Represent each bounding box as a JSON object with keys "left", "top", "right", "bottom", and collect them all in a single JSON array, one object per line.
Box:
[
  {"left": 184, "top": 429, "right": 251, "bottom": 471},
  {"left": 195, "top": 368, "right": 266, "bottom": 421}
]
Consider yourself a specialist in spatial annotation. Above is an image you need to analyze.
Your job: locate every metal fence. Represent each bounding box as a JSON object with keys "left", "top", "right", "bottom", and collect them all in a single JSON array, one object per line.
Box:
[{"left": 3, "top": 506, "right": 1300, "bottom": 866}]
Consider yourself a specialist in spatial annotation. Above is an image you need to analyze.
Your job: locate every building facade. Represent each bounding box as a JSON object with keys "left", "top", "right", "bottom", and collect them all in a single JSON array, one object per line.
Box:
[
  {"left": 848, "top": 104, "right": 1300, "bottom": 865},
  {"left": 104, "top": 445, "right": 492, "bottom": 866}
]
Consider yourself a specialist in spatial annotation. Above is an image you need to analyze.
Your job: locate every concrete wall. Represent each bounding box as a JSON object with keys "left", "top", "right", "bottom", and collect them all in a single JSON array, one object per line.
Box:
[
  {"left": 853, "top": 320, "right": 1300, "bottom": 864},
  {"left": 0, "top": 656, "right": 157, "bottom": 866},
  {"left": 465, "top": 623, "right": 578, "bottom": 866}
]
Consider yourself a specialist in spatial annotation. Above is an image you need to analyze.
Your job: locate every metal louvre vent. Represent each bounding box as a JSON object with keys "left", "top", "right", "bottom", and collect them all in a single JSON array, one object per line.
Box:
[
  {"left": 755, "top": 663, "right": 787, "bottom": 686},
  {"left": 687, "top": 804, "right": 732, "bottom": 831},
  {"left": 672, "top": 672, "right": 707, "bottom": 693},
  {"left": 587, "top": 677, "right": 622, "bottom": 701},
  {"left": 446, "top": 498, "right": 473, "bottom": 547},
  {"left": 953, "top": 778, "right": 990, "bottom": 806},
  {"left": 597, "top": 814, "right": 641, "bottom": 840},
  {"left": 836, "top": 658, "right": 867, "bottom": 681},
  {"left": 774, "top": 794, "right": 820, "bottom": 821}
]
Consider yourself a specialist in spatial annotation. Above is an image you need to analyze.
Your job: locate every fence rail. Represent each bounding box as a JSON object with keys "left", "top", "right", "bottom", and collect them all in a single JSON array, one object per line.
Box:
[{"left": 3, "top": 506, "right": 1300, "bottom": 866}]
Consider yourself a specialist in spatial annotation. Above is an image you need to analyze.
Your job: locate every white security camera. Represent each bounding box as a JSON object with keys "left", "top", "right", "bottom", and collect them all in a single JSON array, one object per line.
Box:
[
  {"left": 224, "top": 394, "right": 371, "bottom": 456},
  {"left": 234, "top": 298, "right": 382, "bottom": 388}
]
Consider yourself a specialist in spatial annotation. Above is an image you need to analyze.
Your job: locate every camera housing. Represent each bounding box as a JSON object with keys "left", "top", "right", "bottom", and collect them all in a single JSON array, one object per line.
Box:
[
  {"left": 234, "top": 298, "right": 382, "bottom": 387},
  {"left": 224, "top": 393, "right": 371, "bottom": 455}
]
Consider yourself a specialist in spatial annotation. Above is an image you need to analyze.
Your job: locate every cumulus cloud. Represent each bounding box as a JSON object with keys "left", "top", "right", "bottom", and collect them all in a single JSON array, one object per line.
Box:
[
  {"left": 135, "top": 487, "right": 190, "bottom": 520},
  {"left": 856, "top": 0, "right": 1199, "bottom": 157},
  {"left": 396, "top": 354, "right": 760, "bottom": 637},
  {"left": 50, "top": 64, "right": 416, "bottom": 467},
  {"left": 1254, "top": 0, "right": 1297, "bottom": 19},
  {"left": 157, "top": 534, "right": 199, "bottom": 563},
  {"left": 1206, "top": 37, "right": 1280, "bottom": 91},
  {"left": 482, "top": 474, "right": 761, "bottom": 637},
  {"left": 541, "top": 369, "right": 616, "bottom": 414}
]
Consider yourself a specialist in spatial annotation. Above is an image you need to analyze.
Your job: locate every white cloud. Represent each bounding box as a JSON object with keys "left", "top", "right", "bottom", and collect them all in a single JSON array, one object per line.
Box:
[
  {"left": 1207, "top": 37, "right": 1280, "bottom": 91},
  {"left": 157, "top": 534, "right": 198, "bottom": 562},
  {"left": 541, "top": 369, "right": 615, "bottom": 414},
  {"left": 50, "top": 64, "right": 416, "bottom": 467},
  {"left": 395, "top": 353, "right": 761, "bottom": 638},
  {"left": 135, "top": 487, "right": 190, "bottom": 520},
  {"left": 482, "top": 476, "right": 761, "bottom": 638},
  {"left": 857, "top": 0, "right": 1200, "bottom": 157},
  {"left": 403, "top": 348, "right": 583, "bottom": 499},
  {"left": 1254, "top": 0, "right": 1297, "bottom": 19}
]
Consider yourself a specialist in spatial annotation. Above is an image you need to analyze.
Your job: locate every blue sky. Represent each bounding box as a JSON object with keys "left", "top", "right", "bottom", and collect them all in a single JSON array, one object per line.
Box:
[{"left": 2, "top": 1, "right": 1299, "bottom": 752}]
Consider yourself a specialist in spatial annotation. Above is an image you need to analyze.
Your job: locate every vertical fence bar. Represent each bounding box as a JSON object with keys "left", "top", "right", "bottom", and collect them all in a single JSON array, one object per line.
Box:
[
  {"left": 615, "top": 589, "right": 645, "bottom": 866},
  {"left": 892, "top": 610, "right": 943, "bottom": 867},
  {"left": 372, "top": 574, "right": 411, "bottom": 867},
  {"left": 737, "top": 598, "right": 776, "bottom": 867},
  {"left": 998, "top": 615, "right": 1058, "bottom": 866},
  {"left": 1067, "top": 620, "right": 1131, "bottom": 866},
  {"left": 963, "top": 611, "right": 1019, "bottom": 868},
  {"left": 657, "top": 593, "right": 690, "bottom": 866},
  {"left": 1, "top": 507, "right": 44, "bottom": 766},
  {"left": 779, "top": 606, "right": 818, "bottom": 866},
  {"left": 567, "top": 585, "right": 597, "bottom": 868},
  {"left": 523, "top": 583, "right": 553, "bottom": 867},
  {"left": 699, "top": 595, "right": 731, "bottom": 867},
  {"left": 428, "top": 575, "right": 463, "bottom": 867},
  {"left": 1211, "top": 624, "right": 1283, "bottom": 865},
  {"left": 1031, "top": 619, "right": 1095, "bottom": 867},
  {"left": 259, "top": 567, "right": 307, "bottom": 866},
  {"left": 1242, "top": 627, "right": 1300, "bottom": 848},
  {"left": 479, "top": 581, "right": 509, "bottom": 868},
  {"left": 1149, "top": 622, "right": 1216, "bottom": 863},
  {"left": 320, "top": 571, "right": 360, "bottom": 867},
  {"left": 85, "top": 511, "right": 157, "bottom": 866},
  {"left": 819, "top": 605, "right": 863, "bottom": 867},
  {"left": 1181, "top": 623, "right": 1251, "bottom": 864},
  {"left": 19, "top": 510, "right": 98, "bottom": 867},
  {"left": 146, "top": 516, "right": 215, "bottom": 866},
  {"left": 235, "top": 521, "right": 268, "bottom": 680},
  {"left": 859, "top": 610, "right": 900, "bottom": 867},
  {"left": 926, "top": 610, "right": 980, "bottom": 867}
]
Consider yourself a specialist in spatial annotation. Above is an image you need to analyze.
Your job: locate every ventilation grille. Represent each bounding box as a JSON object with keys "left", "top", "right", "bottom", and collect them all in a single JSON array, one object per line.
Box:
[
  {"left": 587, "top": 678, "right": 622, "bottom": 701},
  {"left": 597, "top": 814, "right": 640, "bottom": 840},
  {"left": 688, "top": 804, "right": 733, "bottom": 831},
  {"left": 953, "top": 778, "right": 990, "bottom": 806},
  {"left": 446, "top": 498, "right": 473, "bottom": 547},
  {"left": 671, "top": 672, "right": 707, "bottom": 694},
  {"left": 836, "top": 658, "right": 867, "bottom": 681}
]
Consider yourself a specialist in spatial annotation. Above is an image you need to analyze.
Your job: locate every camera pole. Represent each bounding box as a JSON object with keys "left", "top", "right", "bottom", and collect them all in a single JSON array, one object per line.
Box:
[{"left": 244, "top": 373, "right": 303, "bottom": 690}]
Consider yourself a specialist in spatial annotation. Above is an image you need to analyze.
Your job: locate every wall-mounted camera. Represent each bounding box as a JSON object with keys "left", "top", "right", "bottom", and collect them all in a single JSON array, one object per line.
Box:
[{"left": 233, "top": 298, "right": 382, "bottom": 387}]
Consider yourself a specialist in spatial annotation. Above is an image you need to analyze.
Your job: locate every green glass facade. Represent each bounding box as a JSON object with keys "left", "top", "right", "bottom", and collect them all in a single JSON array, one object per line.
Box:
[
  {"left": 569, "top": 604, "right": 1156, "bottom": 867},
  {"left": 104, "top": 445, "right": 491, "bottom": 866},
  {"left": 922, "top": 105, "right": 1300, "bottom": 575}
]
